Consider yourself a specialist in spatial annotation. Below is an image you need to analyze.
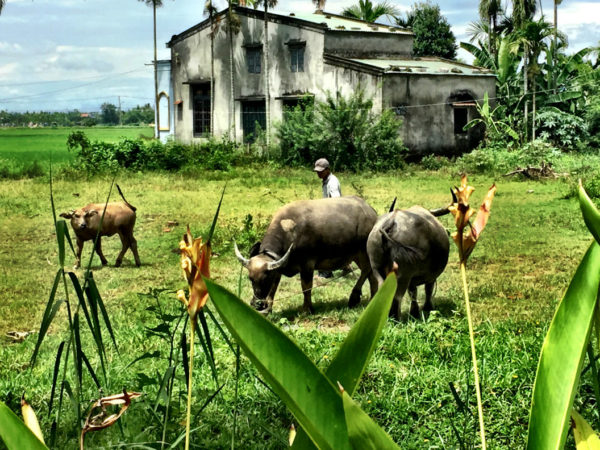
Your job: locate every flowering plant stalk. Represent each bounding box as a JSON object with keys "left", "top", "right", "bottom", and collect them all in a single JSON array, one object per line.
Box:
[
  {"left": 176, "top": 187, "right": 224, "bottom": 450},
  {"left": 448, "top": 175, "right": 496, "bottom": 450}
]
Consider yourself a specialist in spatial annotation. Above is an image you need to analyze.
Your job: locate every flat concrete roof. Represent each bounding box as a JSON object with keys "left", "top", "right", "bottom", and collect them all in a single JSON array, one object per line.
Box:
[
  {"left": 279, "top": 10, "right": 412, "bottom": 35},
  {"left": 351, "top": 57, "right": 495, "bottom": 76}
]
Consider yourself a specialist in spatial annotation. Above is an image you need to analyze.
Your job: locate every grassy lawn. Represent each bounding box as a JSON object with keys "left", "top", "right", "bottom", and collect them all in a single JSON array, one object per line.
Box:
[
  {"left": 0, "top": 160, "right": 594, "bottom": 447},
  {"left": 0, "top": 126, "right": 153, "bottom": 166}
]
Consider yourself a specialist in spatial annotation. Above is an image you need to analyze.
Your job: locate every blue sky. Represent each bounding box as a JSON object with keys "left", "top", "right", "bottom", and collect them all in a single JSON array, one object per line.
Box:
[{"left": 0, "top": 0, "right": 598, "bottom": 112}]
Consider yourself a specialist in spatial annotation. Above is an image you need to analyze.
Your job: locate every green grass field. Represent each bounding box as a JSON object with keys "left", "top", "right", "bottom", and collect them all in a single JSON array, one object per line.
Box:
[
  {"left": 0, "top": 126, "right": 153, "bottom": 165},
  {"left": 0, "top": 129, "right": 595, "bottom": 448}
]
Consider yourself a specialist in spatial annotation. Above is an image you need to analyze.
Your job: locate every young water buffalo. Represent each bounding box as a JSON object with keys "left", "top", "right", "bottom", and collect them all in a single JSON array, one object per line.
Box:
[
  {"left": 235, "top": 196, "right": 378, "bottom": 314},
  {"left": 367, "top": 206, "right": 449, "bottom": 319},
  {"left": 60, "top": 189, "right": 141, "bottom": 269}
]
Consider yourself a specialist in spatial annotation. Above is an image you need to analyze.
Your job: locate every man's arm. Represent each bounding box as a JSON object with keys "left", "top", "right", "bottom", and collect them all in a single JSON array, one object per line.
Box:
[{"left": 328, "top": 176, "right": 341, "bottom": 198}]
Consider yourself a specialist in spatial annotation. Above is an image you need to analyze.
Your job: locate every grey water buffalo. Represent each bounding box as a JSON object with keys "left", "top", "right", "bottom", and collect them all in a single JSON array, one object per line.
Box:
[
  {"left": 235, "top": 196, "right": 378, "bottom": 314},
  {"left": 367, "top": 206, "right": 449, "bottom": 319},
  {"left": 60, "top": 188, "right": 140, "bottom": 269}
]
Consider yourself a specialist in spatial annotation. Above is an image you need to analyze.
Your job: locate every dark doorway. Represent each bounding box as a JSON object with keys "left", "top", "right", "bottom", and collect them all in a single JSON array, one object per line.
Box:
[
  {"left": 242, "top": 100, "right": 266, "bottom": 143},
  {"left": 192, "top": 83, "right": 211, "bottom": 136}
]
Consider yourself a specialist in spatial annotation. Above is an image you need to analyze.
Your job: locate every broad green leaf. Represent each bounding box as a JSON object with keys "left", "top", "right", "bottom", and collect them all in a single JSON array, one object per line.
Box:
[
  {"left": 327, "top": 274, "right": 396, "bottom": 394},
  {"left": 527, "top": 242, "right": 600, "bottom": 449},
  {"left": 30, "top": 269, "right": 63, "bottom": 367},
  {"left": 342, "top": 389, "right": 399, "bottom": 450},
  {"left": 572, "top": 409, "right": 600, "bottom": 450},
  {"left": 579, "top": 181, "right": 600, "bottom": 245},
  {"left": 0, "top": 401, "right": 48, "bottom": 450},
  {"left": 206, "top": 279, "right": 350, "bottom": 450},
  {"left": 292, "top": 274, "right": 397, "bottom": 449}
]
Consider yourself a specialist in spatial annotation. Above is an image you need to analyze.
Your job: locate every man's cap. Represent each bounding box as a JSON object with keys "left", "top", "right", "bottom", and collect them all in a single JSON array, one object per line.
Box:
[{"left": 313, "top": 158, "right": 330, "bottom": 172}]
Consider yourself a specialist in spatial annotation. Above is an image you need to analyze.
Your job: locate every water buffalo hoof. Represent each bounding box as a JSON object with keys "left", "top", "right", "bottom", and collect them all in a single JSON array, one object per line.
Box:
[
  {"left": 409, "top": 301, "right": 420, "bottom": 319},
  {"left": 114, "top": 260, "right": 121, "bottom": 267},
  {"left": 348, "top": 290, "right": 361, "bottom": 308}
]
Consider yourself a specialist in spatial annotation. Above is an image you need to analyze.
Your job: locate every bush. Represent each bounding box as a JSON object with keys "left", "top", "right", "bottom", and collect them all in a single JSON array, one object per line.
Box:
[
  {"left": 276, "top": 89, "right": 406, "bottom": 172},
  {"left": 456, "top": 140, "right": 561, "bottom": 175},
  {"left": 535, "top": 107, "right": 588, "bottom": 149},
  {"left": 585, "top": 95, "right": 600, "bottom": 149},
  {"left": 0, "top": 159, "right": 46, "bottom": 179},
  {"left": 65, "top": 131, "right": 242, "bottom": 173}
]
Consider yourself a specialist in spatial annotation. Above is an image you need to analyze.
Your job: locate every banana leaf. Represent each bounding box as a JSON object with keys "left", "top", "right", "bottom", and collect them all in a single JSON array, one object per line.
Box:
[
  {"left": 572, "top": 409, "right": 600, "bottom": 450},
  {"left": 0, "top": 401, "right": 47, "bottom": 450},
  {"left": 526, "top": 183, "right": 600, "bottom": 449},
  {"left": 205, "top": 279, "right": 350, "bottom": 450}
]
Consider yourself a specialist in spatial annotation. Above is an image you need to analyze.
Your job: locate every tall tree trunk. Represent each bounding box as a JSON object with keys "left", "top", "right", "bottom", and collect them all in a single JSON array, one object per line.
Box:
[
  {"left": 210, "top": 13, "right": 215, "bottom": 136},
  {"left": 553, "top": 0, "right": 558, "bottom": 93},
  {"left": 228, "top": 4, "right": 235, "bottom": 141},
  {"left": 153, "top": 3, "right": 160, "bottom": 139},
  {"left": 523, "top": 49, "right": 528, "bottom": 142},
  {"left": 532, "top": 77, "right": 536, "bottom": 140},
  {"left": 263, "top": 3, "right": 270, "bottom": 147}
]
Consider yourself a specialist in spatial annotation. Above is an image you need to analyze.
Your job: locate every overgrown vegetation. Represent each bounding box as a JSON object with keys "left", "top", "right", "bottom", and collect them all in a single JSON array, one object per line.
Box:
[{"left": 276, "top": 89, "right": 406, "bottom": 172}]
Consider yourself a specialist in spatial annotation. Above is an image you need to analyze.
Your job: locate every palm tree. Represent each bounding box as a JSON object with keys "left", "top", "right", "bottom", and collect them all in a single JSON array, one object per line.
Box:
[
  {"left": 204, "top": 0, "right": 220, "bottom": 136},
  {"left": 511, "top": 18, "right": 554, "bottom": 140},
  {"left": 259, "top": 0, "right": 278, "bottom": 147},
  {"left": 226, "top": 3, "right": 241, "bottom": 140},
  {"left": 0, "top": 0, "right": 6, "bottom": 15},
  {"left": 478, "top": 0, "right": 502, "bottom": 58},
  {"left": 552, "top": 0, "right": 563, "bottom": 92},
  {"left": 341, "top": 0, "right": 399, "bottom": 23},
  {"left": 138, "top": 0, "right": 164, "bottom": 139},
  {"left": 312, "top": 0, "right": 326, "bottom": 11}
]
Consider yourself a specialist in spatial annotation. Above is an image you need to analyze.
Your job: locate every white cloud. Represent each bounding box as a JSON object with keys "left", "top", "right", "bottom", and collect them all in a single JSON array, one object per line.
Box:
[{"left": 0, "top": 42, "right": 23, "bottom": 54}]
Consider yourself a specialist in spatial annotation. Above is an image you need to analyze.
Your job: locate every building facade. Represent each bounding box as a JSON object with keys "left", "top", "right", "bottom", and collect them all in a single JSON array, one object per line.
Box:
[{"left": 167, "top": 7, "right": 496, "bottom": 155}]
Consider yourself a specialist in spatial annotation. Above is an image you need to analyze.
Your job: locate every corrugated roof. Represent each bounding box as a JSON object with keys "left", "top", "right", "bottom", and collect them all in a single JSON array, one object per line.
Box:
[
  {"left": 283, "top": 10, "right": 412, "bottom": 35},
  {"left": 351, "top": 58, "right": 495, "bottom": 76}
]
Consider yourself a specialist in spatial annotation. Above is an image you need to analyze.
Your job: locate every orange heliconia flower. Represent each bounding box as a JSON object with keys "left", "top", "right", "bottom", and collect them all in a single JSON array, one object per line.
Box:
[
  {"left": 449, "top": 175, "right": 496, "bottom": 263},
  {"left": 177, "top": 225, "right": 211, "bottom": 320}
]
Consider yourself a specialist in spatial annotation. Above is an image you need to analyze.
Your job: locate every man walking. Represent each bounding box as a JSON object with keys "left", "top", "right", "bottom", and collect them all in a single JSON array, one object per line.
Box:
[
  {"left": 314, "top": 158, "right": 341, "bottom": 198},
  {"left": 314, "top": 158, "right": 342, "bottom": 280}
]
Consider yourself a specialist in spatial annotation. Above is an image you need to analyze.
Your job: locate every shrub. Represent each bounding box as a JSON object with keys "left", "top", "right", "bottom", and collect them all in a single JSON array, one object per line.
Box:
[
  {"left": 275, "top": 89, "right": 407, "bottom": 172},
  {"left": 420, "top": 154, "right": 450, "bottom": 171},
  {"left": 535, "top": 107, "right": 588, "bottom": 149},
  {"left": 585, "top": 95, "right": 600, "bottom": 149},
  {"left": 65, "top": 131, "right": 243, "bottom": 173}
]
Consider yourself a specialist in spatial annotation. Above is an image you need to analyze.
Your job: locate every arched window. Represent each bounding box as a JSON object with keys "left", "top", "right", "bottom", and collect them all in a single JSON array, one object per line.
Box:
[{"left": 158, "top": 91, "right": 170, "bottom": 131}]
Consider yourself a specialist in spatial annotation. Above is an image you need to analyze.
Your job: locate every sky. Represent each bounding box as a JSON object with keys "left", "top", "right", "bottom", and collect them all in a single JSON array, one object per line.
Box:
[{"left": 0, "top": 0, "right": 599, "bottom": 113}]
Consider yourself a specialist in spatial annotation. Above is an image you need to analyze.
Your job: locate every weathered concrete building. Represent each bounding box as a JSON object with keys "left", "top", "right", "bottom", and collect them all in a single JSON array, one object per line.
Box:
[{"left": 167, "top": 7, "right": 496, "bottom": 155}]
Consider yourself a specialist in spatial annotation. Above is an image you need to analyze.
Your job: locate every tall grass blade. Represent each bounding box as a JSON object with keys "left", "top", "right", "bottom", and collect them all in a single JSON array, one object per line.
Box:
[
  {"left": 0, "top": 401, "right": 48, "bottom": 450},
  {"left": 30, "top": 269, "right": 63, "bottom": 367},
  {"left": 207, "top": 185, "right": 226, "bottom": 245},
  {"left": 206, "top": 279, "right": 351, "bottom": 450},
  {"left": 48, "top": 341, "right": 65, "bottom": 417},
  {"left": 73, "top": 313, "right": 84, "bottom": 387},
  {"left": 205, "top": 307, "right": 235, "bottom": 353},
  {"left": 180, "top": 324, "right": 190, "bottom": 392},
  {"left": 87, "top": 273, "right": 119, "bottom": 352},
  {"left": 579, "top": 181, "right": 600, "bottom": 245},
  {"left": 292, "top": 274, "right": 397, "bottom": 449},
  {"left": 571, "top": 409, "right": 600, "bottom": 449},
  {"left": 195, "top": 316, "right": 219, "bottom": 385},
  {"left": 526, "top": 242, "right": 600, "bottom": 449},
  {"left": 198, "top": 309, "right": 215, "bottom": 363},
  {"left": 62, "top": 380, "right": 79, "bottom": 422},
  {"left": 154, "top": 366, "right": 175, "bottom": 413},
  {"left": 56, "top": 219, "right": 67, "bottom": 267},
  {"left": 81, "top": 351, "right": 101, "bottom": 389},
  {"left": 341, "top": 389, "right": 399, "bottom": 449}
]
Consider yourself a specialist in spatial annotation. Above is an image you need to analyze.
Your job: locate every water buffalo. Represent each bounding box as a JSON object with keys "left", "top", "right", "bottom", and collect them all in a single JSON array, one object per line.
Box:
[
  {"left": 367, "top": 206, "right": 449, "bottom": 319},
  {"left": 235, "top": 196, "right": 378, "bottom": 314},
  {"left": 60, "top": 187, "right": 140, "bottom": 269}
]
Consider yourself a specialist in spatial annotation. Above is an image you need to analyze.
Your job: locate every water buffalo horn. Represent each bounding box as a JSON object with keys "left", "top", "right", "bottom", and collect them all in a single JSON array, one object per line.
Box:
[
  {"left": 234, "top": 242, "right": 250, "bottom": 268},
  {"left": 266, "top": 244, "right": 294, "bottom": 271}
]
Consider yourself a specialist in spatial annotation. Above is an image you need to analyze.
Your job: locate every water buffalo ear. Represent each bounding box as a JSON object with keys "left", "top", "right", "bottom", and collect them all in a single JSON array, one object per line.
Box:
[
  {"left": 60, "top": 211, "right": 74, "bottom": 219},
  {"left": 249, "top": 242, "right": 261, "bottom": 257}
]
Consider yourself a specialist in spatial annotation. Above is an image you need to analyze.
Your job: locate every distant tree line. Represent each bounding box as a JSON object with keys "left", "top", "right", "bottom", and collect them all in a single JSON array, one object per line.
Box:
[{"left": 0, "top": 103, "right": 155, "bottom": 127}]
